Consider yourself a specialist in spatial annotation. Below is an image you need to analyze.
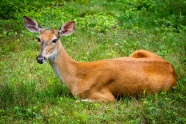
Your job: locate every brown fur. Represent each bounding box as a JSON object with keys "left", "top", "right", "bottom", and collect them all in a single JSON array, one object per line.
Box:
[
  {"left": 24, "top": 16, "right": 177, "bottom": 102},
  {"left": 50, "top": 40, "right": 177, "bottom": 102}
]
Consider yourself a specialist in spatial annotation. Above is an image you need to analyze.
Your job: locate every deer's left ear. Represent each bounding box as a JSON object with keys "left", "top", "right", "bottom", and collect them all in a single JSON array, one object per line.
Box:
[{"left": 58, "top": 21, "right": 75, "bottom": 36}]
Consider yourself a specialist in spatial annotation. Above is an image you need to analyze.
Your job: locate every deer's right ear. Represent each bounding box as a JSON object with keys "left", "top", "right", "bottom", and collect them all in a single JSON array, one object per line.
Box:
[{"left": 23, "top": 16, "right": 43, "bottom": 33}]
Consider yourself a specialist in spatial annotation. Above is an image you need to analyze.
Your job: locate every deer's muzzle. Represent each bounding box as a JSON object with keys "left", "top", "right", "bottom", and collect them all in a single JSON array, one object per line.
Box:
[{"left": 36, "top": 54, "right": 46, "bottom": 64}]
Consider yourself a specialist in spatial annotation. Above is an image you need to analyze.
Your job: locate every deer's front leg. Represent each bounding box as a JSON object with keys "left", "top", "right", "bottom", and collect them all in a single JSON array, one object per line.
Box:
[{"left": 81, "top": 90, "right": 115, "bottom": 102}]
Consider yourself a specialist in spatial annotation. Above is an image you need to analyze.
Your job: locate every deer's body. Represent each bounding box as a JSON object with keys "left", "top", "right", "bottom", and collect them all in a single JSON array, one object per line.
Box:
[{"left": 24, "top": 16, "right": 177, "bottom": 102}]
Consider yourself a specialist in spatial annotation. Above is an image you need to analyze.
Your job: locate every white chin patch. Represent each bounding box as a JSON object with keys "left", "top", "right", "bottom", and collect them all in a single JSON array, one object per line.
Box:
[
  {"left": 42, "top": 59, "right": 46, "bottom": 63},
  {"left": 48, "top": 50, "right": 57, "bottom": 61}
]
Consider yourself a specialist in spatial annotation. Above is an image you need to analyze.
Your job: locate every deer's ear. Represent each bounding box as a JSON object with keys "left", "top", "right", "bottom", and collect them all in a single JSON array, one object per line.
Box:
[
  {"left": 23, "top": 16, "right": 43, "bottom": 33},
  {"left": 58, "top": 21, "right": 75, "bottom": 36}
]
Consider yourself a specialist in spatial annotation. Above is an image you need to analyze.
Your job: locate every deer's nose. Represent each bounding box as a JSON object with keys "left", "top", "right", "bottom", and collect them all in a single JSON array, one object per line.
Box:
[{"left": 36, "top": 54, "right": 46, "bottom": 64}]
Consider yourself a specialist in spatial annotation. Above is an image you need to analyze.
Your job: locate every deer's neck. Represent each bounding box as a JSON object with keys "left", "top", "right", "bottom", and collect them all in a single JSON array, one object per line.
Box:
[{"left": 48, "top": 41, "right": 77, "bottom": 89}]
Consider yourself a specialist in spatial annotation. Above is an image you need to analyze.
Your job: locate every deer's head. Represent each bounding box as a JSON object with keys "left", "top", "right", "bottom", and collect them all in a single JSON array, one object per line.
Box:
[{"left": 23, "top": 16, "right": 75, "bottom": 64}]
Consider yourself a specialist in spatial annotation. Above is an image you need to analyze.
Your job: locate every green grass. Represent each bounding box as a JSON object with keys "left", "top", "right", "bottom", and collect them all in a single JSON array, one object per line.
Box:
[{"left": 0, "top": 0, "right": 186, "bottom": 123}]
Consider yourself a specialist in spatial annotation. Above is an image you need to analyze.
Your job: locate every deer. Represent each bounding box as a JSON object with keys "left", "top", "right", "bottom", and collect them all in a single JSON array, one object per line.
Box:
[{"left": 23, "top": 16, "right": 177, "bottom": 102}]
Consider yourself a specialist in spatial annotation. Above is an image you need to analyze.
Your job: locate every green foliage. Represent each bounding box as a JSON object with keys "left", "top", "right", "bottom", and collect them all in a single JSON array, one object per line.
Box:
[
  {"left": 109, "top": 0, "right": 186, "bottom": 32},
  {"left": 0, "top": 0, "right": 186, "bottom": 123},
  {"left": 75, "top": 12, "right": 118, "bottom": 33}
]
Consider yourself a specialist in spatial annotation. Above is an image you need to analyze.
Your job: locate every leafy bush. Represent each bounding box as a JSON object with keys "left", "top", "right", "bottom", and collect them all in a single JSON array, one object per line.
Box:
[{"left": 75, "top": 12, "right": 118, "bottom": 33}]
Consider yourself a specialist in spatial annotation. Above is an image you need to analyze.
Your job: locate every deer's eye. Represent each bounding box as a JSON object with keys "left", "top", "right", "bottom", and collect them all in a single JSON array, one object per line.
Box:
[
  {"left": 52, "top": 39, "right": 58, "bottom": 43},
  {"left": 36, "top": 37, "right": 41, "bottom": 42}
]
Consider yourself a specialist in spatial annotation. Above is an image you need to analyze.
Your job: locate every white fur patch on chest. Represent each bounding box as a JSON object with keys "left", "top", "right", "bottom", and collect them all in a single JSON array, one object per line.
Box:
[{"left": 50, "top": 64, "right": 65, "bottom": 84}]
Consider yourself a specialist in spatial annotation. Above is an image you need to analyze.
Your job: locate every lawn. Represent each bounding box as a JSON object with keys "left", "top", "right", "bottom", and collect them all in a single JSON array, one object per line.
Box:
[{"left": 0, "top": 0, "right": 186, "bottom": 123}]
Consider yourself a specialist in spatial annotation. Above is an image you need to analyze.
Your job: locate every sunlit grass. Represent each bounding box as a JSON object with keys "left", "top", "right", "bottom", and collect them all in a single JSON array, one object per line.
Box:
[{"left": 0, "top": 0, "right": 186, "bottom": 123}]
